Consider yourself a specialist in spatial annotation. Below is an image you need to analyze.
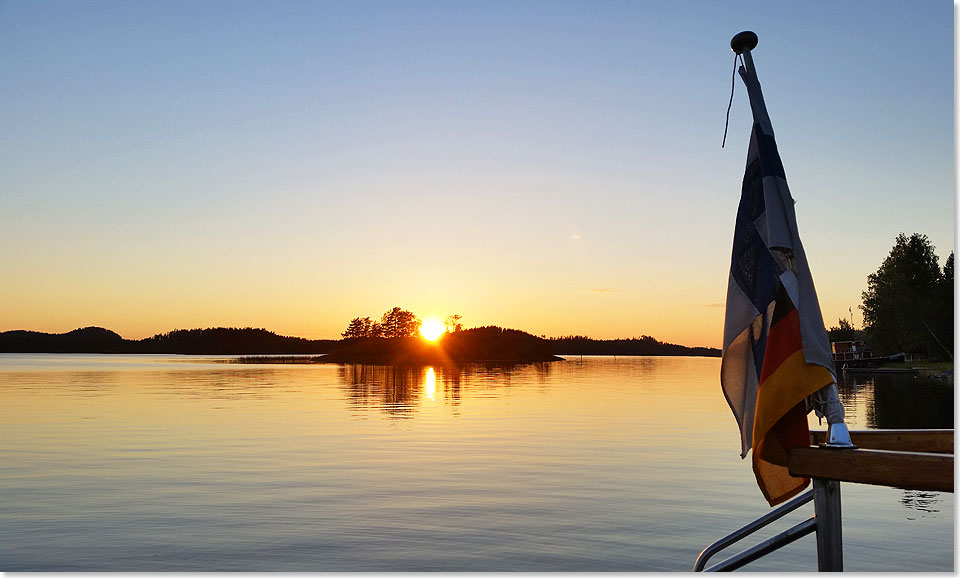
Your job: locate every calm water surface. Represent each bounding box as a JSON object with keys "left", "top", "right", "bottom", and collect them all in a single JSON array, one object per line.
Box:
[{"left": 0, "top": 354, "right": 953, "bottom": 571}]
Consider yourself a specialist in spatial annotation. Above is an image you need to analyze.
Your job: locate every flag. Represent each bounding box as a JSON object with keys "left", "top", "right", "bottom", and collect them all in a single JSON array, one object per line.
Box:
[{"left": 720, "top": 60, "right": 837, "bottom": 506}]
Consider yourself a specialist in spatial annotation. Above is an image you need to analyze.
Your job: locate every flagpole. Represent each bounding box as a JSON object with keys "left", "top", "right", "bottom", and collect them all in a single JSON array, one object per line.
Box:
[
  {"left": 729, "top": 31, "right": 854, "bottom": 449},
  {"left": 730, "top": 31, "right": 758, "bottom": 73}
]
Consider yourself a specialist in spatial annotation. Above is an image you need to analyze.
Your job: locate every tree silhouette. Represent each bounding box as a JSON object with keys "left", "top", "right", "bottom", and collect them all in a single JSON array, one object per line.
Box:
[
  {"left": 861, "top": 233, "right": 952, "bottom": 357},
  {"left": 827, "top": 318, "right": 857, "bottom": 342},
  {"left": 379, "top": 307, "right": 421, "bottom": 338},
  {"left": 445, "top": 314, "right": 463, "bottom": 332},
  {"left": 342, "top": 318, "right": 365, "bottom": 339},
  {"left": 342, "top": 317, "right": 382, "bottom": 339},
  {"left": 934, "top": 252, "right": 954, "bottom": 356}
]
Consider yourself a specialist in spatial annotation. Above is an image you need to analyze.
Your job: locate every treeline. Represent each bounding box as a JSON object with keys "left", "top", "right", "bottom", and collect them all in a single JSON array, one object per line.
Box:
[
  {"left": 824, "top": 233, "right": 953, "bottom": 360},
  {"left": 0, "top": 326, "right": 336, "bottom": 354},
  {"left": 342, "top": 308, "right": 464, "bottom": 339},
  {"left": 342, "top": 307, "right": 423, "bottom": 339},
  {"left": 0, "top": 325, "right": 719, "bottom": 358},
  {"left": 138, "top": 328, "right": 336, "bottom": 354},
  {"left": 550, "top": 335, "right": 721, "bottom": 357}
]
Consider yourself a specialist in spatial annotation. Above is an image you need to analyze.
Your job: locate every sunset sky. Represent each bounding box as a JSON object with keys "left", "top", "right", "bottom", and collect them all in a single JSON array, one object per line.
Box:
[{"left": 0, "top": 0, "right": 953, "bottom": 348}]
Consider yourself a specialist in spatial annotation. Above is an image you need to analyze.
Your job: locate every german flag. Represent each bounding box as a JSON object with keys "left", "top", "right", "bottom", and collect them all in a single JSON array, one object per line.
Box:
[{"left": 751, "top": 287, "right": 835, "bottom": 504}]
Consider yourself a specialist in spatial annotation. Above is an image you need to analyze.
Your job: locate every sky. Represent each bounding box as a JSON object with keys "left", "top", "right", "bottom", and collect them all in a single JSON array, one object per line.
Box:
[{"left": 0, "top": 0, "right": 954, "bottom": 348}]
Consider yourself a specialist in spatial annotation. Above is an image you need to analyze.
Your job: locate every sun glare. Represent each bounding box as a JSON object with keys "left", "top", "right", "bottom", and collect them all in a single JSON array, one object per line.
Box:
[{"left": 419, "top": 318, "right": 446, "bottom": 341}]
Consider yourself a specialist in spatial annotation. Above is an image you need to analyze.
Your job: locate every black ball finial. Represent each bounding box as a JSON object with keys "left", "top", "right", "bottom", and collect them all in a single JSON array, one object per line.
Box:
[{"left": 730, "top": 31, "right": 758, "bottom": 54}]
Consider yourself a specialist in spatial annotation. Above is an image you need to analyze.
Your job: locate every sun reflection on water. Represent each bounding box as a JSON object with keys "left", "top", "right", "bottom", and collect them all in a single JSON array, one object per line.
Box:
[{"left": 425, "top": 367, "right": 436, "bottom": 400}]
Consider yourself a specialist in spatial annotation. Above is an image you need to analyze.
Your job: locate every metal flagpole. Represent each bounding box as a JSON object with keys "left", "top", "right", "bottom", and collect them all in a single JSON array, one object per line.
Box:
[
  {"left": 729, "top": 30, "right": 854, "bottom": 450},
  {"left": 730, "top": 30, "right": 849, "bottom": 572}
]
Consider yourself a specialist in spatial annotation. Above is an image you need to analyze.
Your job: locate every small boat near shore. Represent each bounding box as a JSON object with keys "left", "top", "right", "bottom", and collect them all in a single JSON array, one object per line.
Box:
[{"left": 831, "top": 340, "right": 908, "bottom": 370}]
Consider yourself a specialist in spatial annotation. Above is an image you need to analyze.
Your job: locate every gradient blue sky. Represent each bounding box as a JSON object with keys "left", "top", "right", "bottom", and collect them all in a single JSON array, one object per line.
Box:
[{"left": 0, "top": 0, "right": 954, "bottom": 347}]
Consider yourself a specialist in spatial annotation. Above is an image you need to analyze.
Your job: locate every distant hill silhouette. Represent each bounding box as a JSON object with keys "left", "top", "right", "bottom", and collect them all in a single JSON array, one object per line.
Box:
[
  {"left": 0, "top": 326, "right": 335, "bottom": 354},
  {"left": 0, "top": 327, "right": 125, "bottom": 353},
  {"left": 135, "top": 328, "right": 336, "bottom": 355},
  {"left": 550, "top": 335, "right": 720, "bottom": 357}
]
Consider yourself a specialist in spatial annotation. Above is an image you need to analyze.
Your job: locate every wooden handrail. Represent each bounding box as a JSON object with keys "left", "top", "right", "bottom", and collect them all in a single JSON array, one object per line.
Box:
[
  {"left": 810, "top": 429, "right": 954, "bottom": 454},
  {"left": 789, "top": 446, "right": 953, "bottom": 493}
]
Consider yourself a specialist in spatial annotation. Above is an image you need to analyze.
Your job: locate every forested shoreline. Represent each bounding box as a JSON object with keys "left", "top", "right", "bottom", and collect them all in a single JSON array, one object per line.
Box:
[
  {"left": 0, "top": 327, "right": 336, "bottom": 355},
  {"left": 0, "top": 326, "right": 719, "bottom": 358}
]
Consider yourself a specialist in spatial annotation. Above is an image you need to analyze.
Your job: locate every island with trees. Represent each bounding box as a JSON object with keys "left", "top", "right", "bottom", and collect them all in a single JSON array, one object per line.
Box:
[
  {"left": 321, "top": 307, "right": 563, "bottom": 363},
  {"left": 322, "top": 325, "right": 563, "bottom": 364},
  {"left": 319, "top": 307, "right": 721, "bottom": 363}
]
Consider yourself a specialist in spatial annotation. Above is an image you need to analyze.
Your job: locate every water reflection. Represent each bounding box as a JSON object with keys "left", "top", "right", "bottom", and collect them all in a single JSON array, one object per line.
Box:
[
  {"left": 0, "top": 354, "right": 953, "bottom": 571},
  {"left": 2, "top": 370, "right": 122, "bottom": 397},
  {"left": 337, "top": 362, "right": 556, "bottom": 418},
  {"left": 836, "top": 372, "right": 954, "bottom": 429},
  {"left": 900, "top": 490, "right": 942, "bottom": 516},
  {"left": 155, "top": 369, "right": 291, "bottom": 400},
  {"left": 425, "top": 367, "right": 436, "bottom": 400},
  {"left": 339, "top": 365, "right": 428, "bottom": 418}
]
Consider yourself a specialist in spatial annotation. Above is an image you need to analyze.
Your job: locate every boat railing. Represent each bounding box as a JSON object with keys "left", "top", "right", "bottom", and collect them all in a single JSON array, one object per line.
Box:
[
  {"left": 693, "top": 429, "right": 954, "bottom": 572},
  {"left": 693, "top": 488, "right": 817, "bottom": 571}
]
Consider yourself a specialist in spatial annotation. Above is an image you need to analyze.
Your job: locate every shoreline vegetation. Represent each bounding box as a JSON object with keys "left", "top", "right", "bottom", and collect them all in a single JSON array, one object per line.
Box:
[{"left": 0, "top": 326, "right": 721, "bottom": 362}]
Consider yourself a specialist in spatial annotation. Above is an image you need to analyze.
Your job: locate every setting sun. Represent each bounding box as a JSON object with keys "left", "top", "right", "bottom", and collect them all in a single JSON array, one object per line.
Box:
[{"left": 419, "top": 318, "right": 446, "bottom": 341}]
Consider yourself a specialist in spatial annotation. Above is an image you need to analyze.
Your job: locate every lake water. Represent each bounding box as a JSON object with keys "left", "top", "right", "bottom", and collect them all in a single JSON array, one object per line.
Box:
[{"left": 0, "top": 354, "right": 953, "bottom": 571}]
